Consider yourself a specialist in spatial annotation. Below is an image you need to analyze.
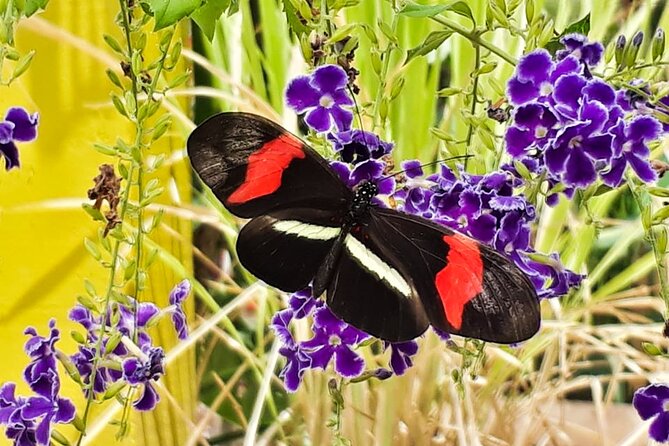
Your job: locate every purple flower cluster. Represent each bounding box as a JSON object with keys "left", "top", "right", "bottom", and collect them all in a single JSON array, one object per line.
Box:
[
  {"left": 0, "top": 106, "right": 38, "bottom": 171},
  {"left": 634, "top": 383, "right": 669, "bottom": 442},
  {"left": 397, "top": 165, "right": 582, "bottom": 298},
  {"left": 0, "top": 321, "right": 75, "bottom": 446},
  {"left": 271, "top": 288, "right": 416, "bottom": 391},
  {"left": 69, "top": 280, "right": 190, "bottom": 410},
  {"left": 505, "top": 34, "right": 664, "bottom": 201}
]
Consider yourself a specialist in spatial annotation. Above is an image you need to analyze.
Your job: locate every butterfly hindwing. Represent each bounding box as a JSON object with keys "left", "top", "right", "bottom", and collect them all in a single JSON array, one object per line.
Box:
[
  {"left": 324, "top": 227, "right": 430, "bottom": 342},
  {"left": 365, "top": 208, "right": 540, "bottom": 343},
  {"left": 187, "top": 112, "right": 351, "bottom": 218},
  {"left": 236, "top": 208, "right": 344, "bottom": 292}
]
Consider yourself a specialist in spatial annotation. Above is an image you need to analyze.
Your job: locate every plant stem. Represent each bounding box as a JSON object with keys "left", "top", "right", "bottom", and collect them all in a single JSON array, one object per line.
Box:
[
  {"left": 464, "top": 43, "right": 481, "bottom": 169},
  {"left": 430, "top": 16, "right": 517, "bottom": 66},
  {"left": 628, "top": 178, "right": 669, "bottom": 317}
]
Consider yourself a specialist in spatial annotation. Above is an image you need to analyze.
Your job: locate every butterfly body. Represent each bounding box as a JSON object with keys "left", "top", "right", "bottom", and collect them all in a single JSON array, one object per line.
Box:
[{"left": 188, "top": 112, "right": 541, "bottom": 343}]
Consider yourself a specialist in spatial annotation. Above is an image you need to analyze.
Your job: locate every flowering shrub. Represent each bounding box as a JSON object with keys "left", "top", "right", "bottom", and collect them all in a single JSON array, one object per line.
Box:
[{"left": 4, "top": 1, "right": 669, "bottom": 445}]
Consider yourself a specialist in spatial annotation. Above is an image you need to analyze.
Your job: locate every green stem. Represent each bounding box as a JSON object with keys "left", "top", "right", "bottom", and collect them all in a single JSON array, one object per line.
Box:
[
  {"left": 628, "top": 178, "right": 669, "bottom": 317},
  {"left": 464, "top": 43, "right": 481, "bottom": 169},
  {"left": 372, "top": 14, "right": 399, "bottom": 130},
  {"left": 430, "top": 16, "right": 517, "bottom": 66}
]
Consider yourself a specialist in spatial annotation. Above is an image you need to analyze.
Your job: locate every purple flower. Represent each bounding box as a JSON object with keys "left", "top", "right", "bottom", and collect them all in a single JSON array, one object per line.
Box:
[
  {"left": 168, "top": 279, "right": 191, "bottom": 340},
  {"left": 329, "top": 159, "right": 395, "bottom": 196},
  {"left": 23, "top": 320, "right": 59, "bottom": 398},
  {"left": 285, "top": 65, "right": 353, "bottom": 133},
  {"left": 0, "top": 107, "right": 38, "bottom": 171},
  {"left": 278, "top": 344, "right": 312, "bottom": 393},
  {"left": 557, "top": 33, "right": 604, "bottom": 68},
  {"left": 21, "top": 372, "right": 75, "bottom": 445},
  {"left": 288, "top": 287, "right": 322, "bottom": 319},
  {"left": 329, "top": 130, "right": 393, "bottom": 164},
  {"left": 301, "top": 307, "right": 369, "bottom": 378},
  {"left": 507, "top": 50, "right": 580, "bottom": 106},
  {"left": 544, "top": 100, "right": 613, "bottom": 187},
  {"left": 633, "top": 383, "right": 669, "bottom": 442},
  {"left": 601, "top": 116, "right": 661, "bottom": 186},
  {"left": 122, "top": 346, "right": 165, "bottom": 411},
  {"left": 388, "top": 341, "right": 418, "bottom": 375}
]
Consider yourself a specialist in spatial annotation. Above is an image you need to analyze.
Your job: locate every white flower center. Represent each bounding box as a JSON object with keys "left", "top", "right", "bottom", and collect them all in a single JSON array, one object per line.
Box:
[
  {"left": 535, "top": 126, "right": 548, "bottom": 139},
  {"left": 328, "top": 334, "right": 342, "bottom": 346},
  {"left": 320, "top": 94, "right": 335, "bottom": 109},
  {"left": 622, "top": 141, "right": 633, "bottom": 153},
  {"left": 572, "top": 48, "right": 582, "bottom": 60},
  {"left": 540, "top": 82, "right": 553, "bottom": 96},
  {"left": 568, "top": 135, "right": 582, "bottom": 149}
]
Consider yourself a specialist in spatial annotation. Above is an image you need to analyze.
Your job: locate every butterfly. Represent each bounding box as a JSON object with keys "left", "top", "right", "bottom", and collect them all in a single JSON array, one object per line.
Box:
[{"left": 187, "top": 112, "right": 540, "bottom": 343}]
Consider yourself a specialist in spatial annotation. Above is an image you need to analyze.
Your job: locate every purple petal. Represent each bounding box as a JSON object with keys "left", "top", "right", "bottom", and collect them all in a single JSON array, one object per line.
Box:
[
  {"left": 633, "top": 384, "right": 669, "bottom": 420},
  {"left": 0, "top": 121, "right": 14, "bottom": 143},
  {"left": 628, "top": 153, "right": 657, "bottom": 183},
  {"left": 649, "top": 411, "right": 669, "bottom": 442},
  {"left": 169, "top": 279, "right": 191, "bottom": 305},
  {"left": 20, "top": 397, "right": 51, "bottom": 420},
  {"left": 270, "top": 309, "right": 295, "bottom": 347},
  {"left": 304, "top": 107, "right": 332, "bottom": 133},
  {"left": 553, "top": 74, "right": 586, "bottom": 111},
  {"left": 329, "top": 161, "right": 352, "bottom": 184},
  {"left": 133, "top": 383, "right": 159, "bottom": 411},
  {"left": 376, "top": 176, "right": 395, "bottom": 195},
  {"left": 490, "top": 195, "right": 525, "bottom": 211},
  {"left": 53, "top": 397, "right": 75, "bottom": 423},
  {"left": 331, "top": 89, "right": 354, "bottom": 107},
  {"left": 549, "top": 55, "right": 580, "bottom": 83},
  {"left": 330, "top": 105, "right": 353, "bottom": 132},
  {"left": 581, "top": 134, "right": 612, "bottom": 160},
  {"left": 505, "top": 126, "right": 535, "bottom": 157},
  {"left": 563, "top": 148, "right": 596, "bottom": 187},
  {"left": 1, "top": 141, "right": 20, "bottom": 170},
  {"left": 600, "top": 156, "right": 627, "bottom": 187},
  {"left": 583, "top": 79, "right": 615, "bottom": 106},
  {"left": 306, "top": 345, "right": 334, "bottom": 369},
  {"left": 5, "top": 107, "right": 38, "bottom": 142},
  {"left": 34, "top": 414, "right": 52, "bottom": 446},
  {"left": 311, "top": 65, "right": 348, "bottom": 94},
  {"left": 402, "top": 159, "right": 423, "bottom": 178},
  {"left": 285, "top": 76, "right": 320, "bottom": 113},
  {"left": 136, "top": 302, "right": 160, "bottom": 326},
  {"left": 507, "top": 77, "right": 539, "bottom": 105},
  {"left": 171, "top": 309, "right": 188, "bottom": 340},
  {"left": 333, "top": 347, "right": 364, "bottom": 377},
  {"left": 516, "top": 49, "right": 552, "bottom": 83},
  {"left": 122, "top": 358, "right": 142, "bottom": 385},
  {"left": 628, "top": 115, "right": 661, "bottom": 142},
  {"left": 579, "top": 100, "right": 608, "bottom": 134},
  {"left": 545, "top": 145, "right": 568, "bottom": 174},
  {"left": 468, "top": 214, "right": 497, "bottom": 243},
  {"left": 350, "top": 159, "right": 384, "bottom": 185}
]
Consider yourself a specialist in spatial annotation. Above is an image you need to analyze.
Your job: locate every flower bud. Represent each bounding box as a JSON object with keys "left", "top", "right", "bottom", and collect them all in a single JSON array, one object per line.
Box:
[
  {"left": 653, "top": 28, "right": 665, "bottom": 61},
  {"left": 614, "top": 34, "right": 627, "bottom": 67},
  {"left": 625, "top": 31, "right": 644, "bottom": 67}
]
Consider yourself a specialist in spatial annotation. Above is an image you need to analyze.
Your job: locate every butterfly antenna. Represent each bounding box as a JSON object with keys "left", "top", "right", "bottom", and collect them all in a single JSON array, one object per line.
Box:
[
  {"left": 346, "top": 83, "right": 373, "bottom": 150},
  {"left": 378, "top": 154, "right": 473, "bottom": 182}
]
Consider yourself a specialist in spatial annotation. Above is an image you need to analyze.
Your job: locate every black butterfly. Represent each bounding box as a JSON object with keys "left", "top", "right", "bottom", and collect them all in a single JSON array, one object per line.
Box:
[{"left": 187, "top": 112, "right": 540, "bottom": 343}]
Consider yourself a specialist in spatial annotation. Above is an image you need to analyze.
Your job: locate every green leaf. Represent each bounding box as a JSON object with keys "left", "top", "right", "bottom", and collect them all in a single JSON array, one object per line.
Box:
[
  {"left": 544, "top": 13, "right": 590, "bottom": 54},
  {"left": 405, "top": 30, "right": 453, "bottom": 64},
  {"left": 281, "top": 0, "right": 310, "bottom": 36},
  {"left": 148, "top": 0, "right": 201, "bottom": 30},
  {"left": 23, "top": 0, "right": 49, "bottom": 17},
  {"left": 399, "top": 1, "right": 474, "bottom": 23},
  {"left": 192, "top": 0, "right": 231, "bottom": 41}
]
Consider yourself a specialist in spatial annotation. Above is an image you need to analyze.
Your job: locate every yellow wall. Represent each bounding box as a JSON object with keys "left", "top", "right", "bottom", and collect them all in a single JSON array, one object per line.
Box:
[{"left": 0, "top": 2, "right": 195, "bottom": 444}]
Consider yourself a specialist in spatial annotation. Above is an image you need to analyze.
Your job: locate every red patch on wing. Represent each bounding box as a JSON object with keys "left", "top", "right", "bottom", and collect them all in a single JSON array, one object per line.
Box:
[
  {"left": 435, "top": 233, "right": 484, "bottom": 329},
  {"left": 228, "top": 134, "right": 305, "bottom": 204}
]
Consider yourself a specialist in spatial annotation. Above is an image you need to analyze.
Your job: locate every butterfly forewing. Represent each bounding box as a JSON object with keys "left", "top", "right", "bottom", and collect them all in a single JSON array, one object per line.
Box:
[
  {"left": 187, "top": 112, "right": 352, "bottom": 218},
  {"left": 367, "top": 208, "right": 540, "bottom": 343}
]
